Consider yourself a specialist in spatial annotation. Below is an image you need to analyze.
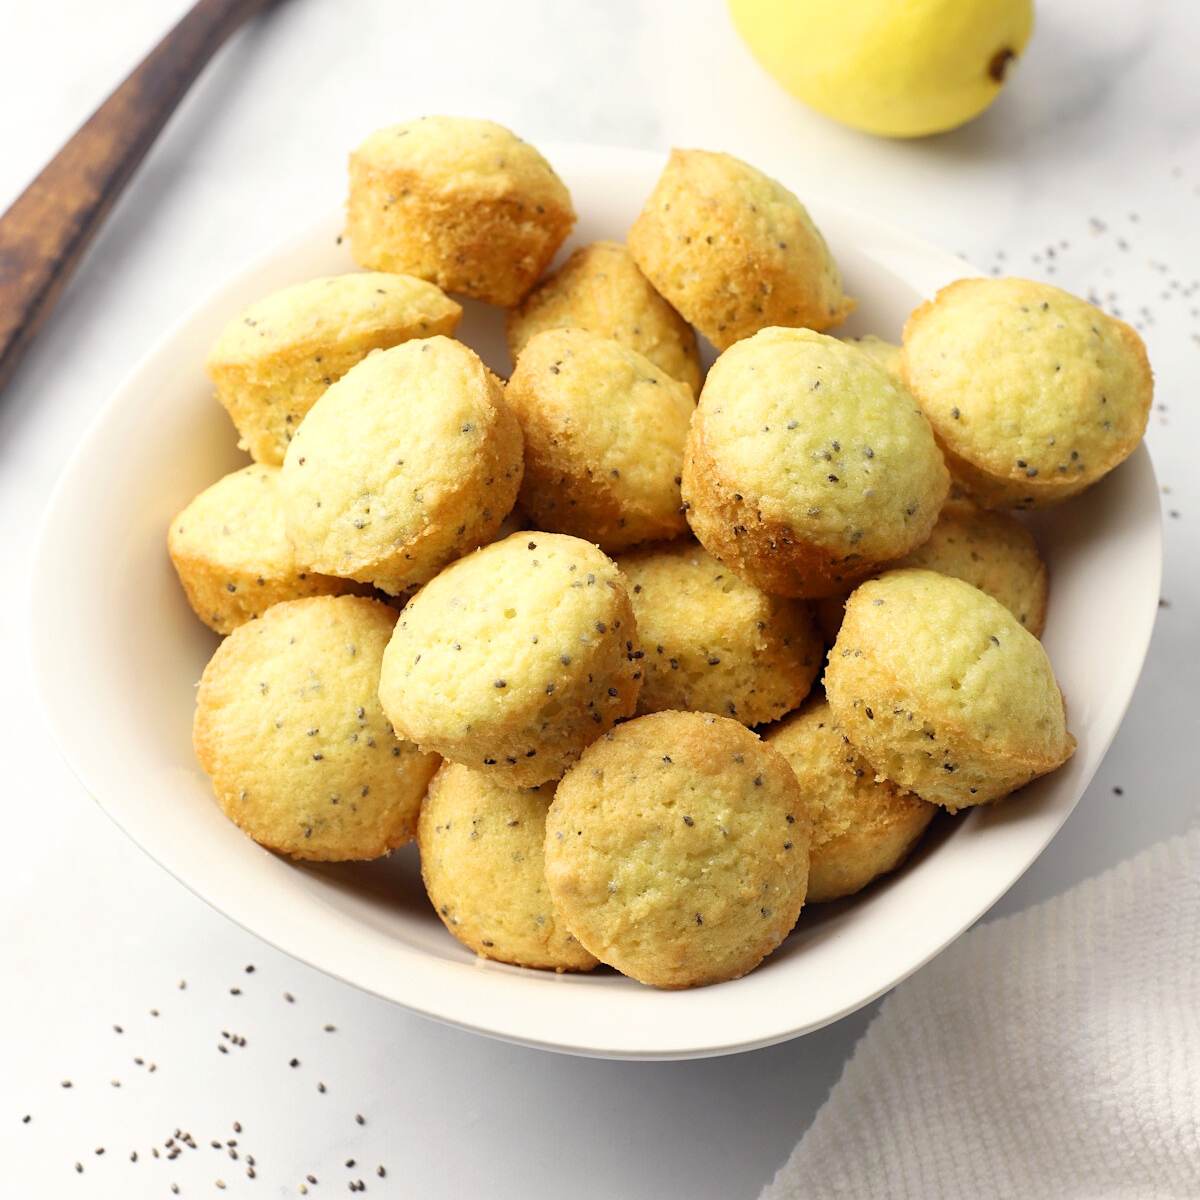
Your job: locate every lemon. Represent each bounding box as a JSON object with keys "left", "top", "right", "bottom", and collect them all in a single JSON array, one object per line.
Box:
[{"left": 729, "top": 0, "right": 1034, "bottom": 138}]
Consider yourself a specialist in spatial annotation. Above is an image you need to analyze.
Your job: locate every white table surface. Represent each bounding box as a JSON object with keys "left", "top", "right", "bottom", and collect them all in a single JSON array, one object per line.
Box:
[{"left": 2, "top": 2, "right": 1197, "bottom": 1196}]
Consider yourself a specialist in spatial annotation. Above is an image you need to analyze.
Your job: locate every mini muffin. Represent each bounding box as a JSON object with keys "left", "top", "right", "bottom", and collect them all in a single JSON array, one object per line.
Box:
[
  {"left": 193, "top": 596, "right": 439, "bottom": 860},
  {"left": 682, "top": 327, "right": 949, "bottom": 598},
  {"left": 544, "top": 711, "right": 809, "bottom": 989},
  {"left": 506, "top": 241, "right": 702, "bottom": 393},
  {"left": 902, "top": 277, "right": 1153, "bottom": 509},
  {"left": 206, "top": 272, "right": 461, "bottom": 465},
  {"left": 824, "top": 569, "right": 1075, "bottom": 811},
  {"left": 418, "top": 763, "right": 597, "bottom": 972},
  {"left": 628, "top": 149, "right": 853, "bottom": 350},
  {"left": 815, "top": 497, "right": 1049, "bottom": 643},
  {"left": 346, "top": 116, "right": 575, "bottom": 306},
  {"left": 618, "top": 539, "right": 821, "bottom": 725},
  {"left": 505, "top": 329, "right": 695, "bottom": 552},
  {"left": 765, "top": 698, "right": 935, "bottom": 902},
  {"left": 378, "top": 532, "right": 641, "bottom": 787},
  {"left": 843, "top": 334, "right": 902, "bottom": 380},
  {"left": 279, "top": 337, "right": 522, "bottom": 595},
  {"left": 169, "top": 464, "right": 357, "bottom": 635}
]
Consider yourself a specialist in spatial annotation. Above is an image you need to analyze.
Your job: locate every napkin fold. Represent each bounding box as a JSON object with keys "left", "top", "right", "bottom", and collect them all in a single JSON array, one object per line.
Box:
[{"left": 763, "top": 825, "right": 1200, "bottom": 1199}]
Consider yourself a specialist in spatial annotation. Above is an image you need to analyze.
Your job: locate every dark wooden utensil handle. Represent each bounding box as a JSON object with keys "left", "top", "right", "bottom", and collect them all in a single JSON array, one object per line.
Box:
[{"left": 0, "top": 0, "right": 276, "bottom": 395}]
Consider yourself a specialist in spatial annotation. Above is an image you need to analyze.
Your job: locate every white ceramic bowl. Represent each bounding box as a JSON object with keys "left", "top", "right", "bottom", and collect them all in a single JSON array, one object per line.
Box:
[{"left": 32, "top": 144, "right": 1161, "bottom": 1060}]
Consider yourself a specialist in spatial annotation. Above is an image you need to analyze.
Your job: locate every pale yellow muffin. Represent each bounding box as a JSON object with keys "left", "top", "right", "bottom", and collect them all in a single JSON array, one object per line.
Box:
[
  {"left": 815, "top": 497, "right": 1049, "bottom": 643},
  {"left": 504, "top": 329, "right": 694, "bottom": 552},
  {"left": 765, "top": 698, "right": 935, "bottom": 902},
  {"left": 279, "top": 337, "right": 523, "bottom": 595},
  {"left": 417, "top": 763, "right": 597, "bottom": 971},
  {"left": 506, "top": 241, "right": 702, "bottom": 393},
  {"left": 843, "top": 334, "right": 902, "bottom": 379},
  {"left": 902, "top": 277, "right": 1153, "bottom": 509},
  {"left": 193, "top": 596, "right": 439, "bottom": 860},
  {"left": 628, "top": 149, "right": 853, "bottom": 350},
  {"left": 206, "top": 272, "right": 461, "bottom": 465},
  {"left": 378, "top": 532, "right": 641, "bottom": 787},
  {"left": 682, "top": 327, "right": 949, "bottom": 598},
  {"left": 168, "top": 464, "right": 358, "bottom": 635},
  {"left": 346, "top": 116, "right": 575, "bottom": 306},
  {"left": 618, "top": 539, "right": 821, "bottom": 725},
  {"left": 544, "top": 711, "right": 809, "bottom": 989},
  {"left": 824, "top": 569, "right": 1075, "bottom": 811}
]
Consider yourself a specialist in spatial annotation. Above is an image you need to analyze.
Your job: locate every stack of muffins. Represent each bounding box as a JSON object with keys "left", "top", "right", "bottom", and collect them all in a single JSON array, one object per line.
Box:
[{"left": 173, "top": 117, "right": 1152, "bottom": 989}]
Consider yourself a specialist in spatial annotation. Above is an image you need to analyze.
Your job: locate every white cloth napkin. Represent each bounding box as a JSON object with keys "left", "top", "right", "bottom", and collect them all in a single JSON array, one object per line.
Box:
[{"left": 762, "top": 826, "right": 1200, "bottom": 1199}]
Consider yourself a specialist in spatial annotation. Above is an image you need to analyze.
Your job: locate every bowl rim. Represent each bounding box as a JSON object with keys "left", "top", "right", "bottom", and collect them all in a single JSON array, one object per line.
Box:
[{"left": 29, "top": 142, "right": 1163, "bottom": 1059}]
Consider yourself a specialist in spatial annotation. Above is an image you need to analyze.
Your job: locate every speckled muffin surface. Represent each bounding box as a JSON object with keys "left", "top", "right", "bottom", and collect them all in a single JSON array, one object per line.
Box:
[
  {"left": 544, "top": 711, "right": 810, "bottom": 989},
  {"left": 506, "top": 241, "right": 702, "bottom": 393},
  {"left": 417, "top": 763, "right": 597, "bottom": 972},
  {"left": 682, "top": 327, "right": 949, "bottom": 598},
  {"left": 505, "top": 329, "right": 695, "bottom": 552},
  {"left": 206, "top": 272, "right": 461, "bottom": 465},
  {"left": 193, "top": 596, "right": 439, "bottom": 860},
  {"left": 169, "top": 464, "right": 357, "bottom": 635},
  {"left": 898, "top": 499, "right": 1048, "bottom": 634},
  {"left": 815, "top": 497, "right": 1049, "bottom": 643},
  {"left": 765, "top": 698, "right": 935, "bottom": 903},
  {"left": 628, "top": 149, "right": 853, "bottom": 350},
  {"left": 618, "top": 539, "right": 821, "bottom": 725},
  {"left": 902, "top": 277, "right": 1152, "bottom": 509},
  {"left": 824, "top": 569, "right": 1075, "bottom": 811},
  {"left": 378, "top": 532, "right": 641, "bottom": 787},
  {"left": 842, "top": 334, "right": 902, "bottom": 380},
  {"left": 346, "top": 116, "right": 575, "bottom": 306},
  {"left": 279, "top": 337, "right": 522, "bottom": 595}
]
